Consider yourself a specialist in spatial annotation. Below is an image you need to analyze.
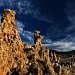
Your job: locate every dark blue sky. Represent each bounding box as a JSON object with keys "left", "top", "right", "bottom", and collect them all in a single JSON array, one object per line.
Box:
[{"left": 0, "top": 0, "right": 75, "bottom": 51}]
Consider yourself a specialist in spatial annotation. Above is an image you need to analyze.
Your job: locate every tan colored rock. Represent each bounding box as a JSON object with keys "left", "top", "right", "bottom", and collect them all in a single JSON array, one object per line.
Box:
[
  {"left": 0, "top": 9, "right": 58, "bottom": 75},
  {"left": 34, "top": 31, "right": 43, "bottom": 46},
  {"left": 0, "top": 9, "right": 28, "bottom": 75}
]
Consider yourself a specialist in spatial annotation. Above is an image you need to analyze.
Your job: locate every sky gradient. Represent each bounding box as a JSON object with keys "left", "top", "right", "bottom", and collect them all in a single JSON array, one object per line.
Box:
[{"left": 0, "top": 0, "right": 75, "bottom": 51}]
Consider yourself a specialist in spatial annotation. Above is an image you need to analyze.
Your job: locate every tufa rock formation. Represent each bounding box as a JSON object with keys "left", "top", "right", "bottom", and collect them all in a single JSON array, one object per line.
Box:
[
  {"left": 1, "top": 9, "right": 75, "bottom": 75},
  {"left": 0, "top": 9, "right": 55, "bottom": 75},
  {"left": 25, "top": 31, "right": 55, "bottom": 75},
  {"left": 0, "top": 9, "right": 56, "bottom": 75},
  {"left": 0, "top": 9, "right": 28, "bottom": 75}
]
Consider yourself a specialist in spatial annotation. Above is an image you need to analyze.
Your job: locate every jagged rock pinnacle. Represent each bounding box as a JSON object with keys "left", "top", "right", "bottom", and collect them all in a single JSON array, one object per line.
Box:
[
  {"left": 1, "top": 9, "right": 16, "bottom": 26},
  {"left": 0, "top": 9, "right": 28, "bottom": 75},
  {"left": 34, "top": 30, "right": 43, "bottom": 46},
  {"left": 0, "top": 9, "right": 58, "bottom": 75}
]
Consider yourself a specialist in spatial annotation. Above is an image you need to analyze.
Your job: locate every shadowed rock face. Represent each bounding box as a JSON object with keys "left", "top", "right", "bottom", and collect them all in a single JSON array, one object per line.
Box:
[{"left": 0, "top": 9, "right": 59, "bottom": 75}]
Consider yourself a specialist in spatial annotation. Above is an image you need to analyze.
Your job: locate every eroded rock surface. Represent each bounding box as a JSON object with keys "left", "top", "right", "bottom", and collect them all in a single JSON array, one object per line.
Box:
[
  {"left": 1, "top": 9, "right": 74, "bottom": 75},
  {"left": 0, "top": 9, "right": 28, "bottom": 75}
]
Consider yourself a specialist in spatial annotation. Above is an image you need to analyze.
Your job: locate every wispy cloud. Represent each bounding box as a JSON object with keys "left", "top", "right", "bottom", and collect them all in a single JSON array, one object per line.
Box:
[
  {"left": 0, "top": 0, "right": 15, "bottom": 7},
  {"left": 43, "top": 41, "right": 75, "bottom": 52},
  {"left": 0, "top": 0, "right": 53, "bottom": 24},
  {"left": 16, "top": 20, "right": 75, "bottom": 51},
  {"left": 52, "top": 0, "right": 75, "bottom": 51},
  {"left": 16, "top": 20, "right": 34, "bottom": 44},
  {"left": 65, "top": 0, "right": 75, "bottom": 32},
  {"left": 16, "top": 0, "right": 40, "bottom": 16},
  {"left": 1, "top": 0, "right": 75, "bottom": 51},
  {"left": 42, "top": 38, "right": 52, "bottom": 44},
  {"left": 0, "top": 0, "right": 40, "bottom": 18},
  {"left": 16, "top": 20, "right": 24, "bottom": 32}
]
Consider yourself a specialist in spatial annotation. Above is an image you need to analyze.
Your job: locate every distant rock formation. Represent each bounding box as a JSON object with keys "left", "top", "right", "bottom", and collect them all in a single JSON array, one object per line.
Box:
[{"left": 0, "top": 9, "right": 75, "bottom": 75}]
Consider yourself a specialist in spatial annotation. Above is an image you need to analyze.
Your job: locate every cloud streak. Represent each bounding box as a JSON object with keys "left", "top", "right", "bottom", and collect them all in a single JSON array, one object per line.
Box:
[
  {"left": 14, "top": 20, "right": 75, "bottom": 51},
  {"left": 0, "top": 0, "right": 54, "bottom": 24},
  {"left": 43, "top": 41, "right": 75, "bottom": 52},
  {"left": 1, "top": 0, "right": 75, "bottom": 51},
  {"left": 0, "top": 0, "right": 40, "bottom": 18},
  {"left": 16, "top": 20, "right": 34, "bottom": 44}
]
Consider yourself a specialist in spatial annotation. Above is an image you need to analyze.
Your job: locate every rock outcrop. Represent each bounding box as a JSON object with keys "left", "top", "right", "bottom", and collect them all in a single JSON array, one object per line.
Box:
[
  {"left": 1, "top": 9, "right": 74, "bottom": 75},
  {"left": 0, "top": 9, "right": 28, "bottom": 75},
  {"left": 24, "top": 31, "right": 56, "bottom": 75}
]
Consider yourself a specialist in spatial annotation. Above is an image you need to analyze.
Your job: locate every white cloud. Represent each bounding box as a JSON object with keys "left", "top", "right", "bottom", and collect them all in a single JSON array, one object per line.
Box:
[
  {"left": 16, "top": 20, "right": 34, "bottom": 43},
  {"left": 0, "top": 15, "right": 1, "bottom": 24},
  {"left": 0, "top": 0, "right": 53, "bottom": 24},
  {"left": 16, "top": 20, "right": 75, "bottom": 52},
  {"left": 42, "top": 38, "right": 52, "bottom": 44},
  {"left": 1, "top": 0, "right": 75, "bottom": 51},
  {"left": 16, "top": 20, "right": 24, "bottom": 32},
  {"left": 0, "top": 0, "right": 14, "bottom": 7},
  {"left": 0, "top": 0, "right": 40, "bottom": 17},
  {"left": 43, "top": 41, "right": 75, "bottom": 52},
  {"left": 16, "top": 0, "right": 41, "bottom": 18},
  {"left": 22, "top": 31, "right": 34, "bottom": 42}
]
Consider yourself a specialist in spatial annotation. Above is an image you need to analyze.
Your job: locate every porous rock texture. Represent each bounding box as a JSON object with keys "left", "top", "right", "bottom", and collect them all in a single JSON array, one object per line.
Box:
[
  {"left": 0, "top": 9, "right": 56, "bottom": 75},
  {"left": 0, "top": 9, "right": 28, "bottom": 75}
]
